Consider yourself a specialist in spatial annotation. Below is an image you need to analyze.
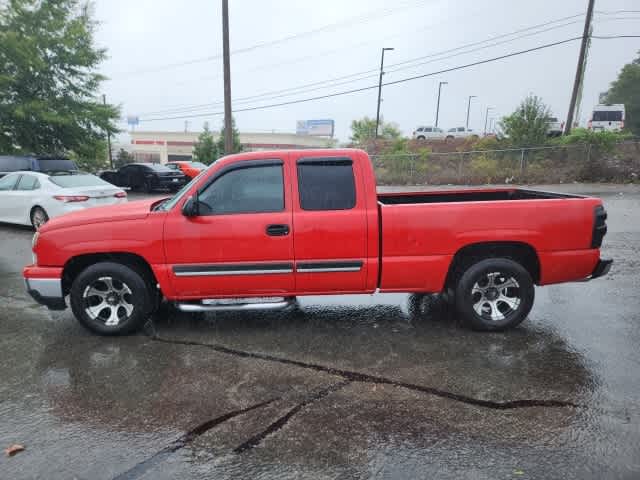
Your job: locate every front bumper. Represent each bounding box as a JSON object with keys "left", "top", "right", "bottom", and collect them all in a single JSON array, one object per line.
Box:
[
  {"left": 24, "top": 277, "right": 66, "bottom": 311},
  {"left": 590, "top": 258, "right": 613, "bottom": 280},
  {"left": 155, "top": 178, "right": 187, "bottom": 189}
]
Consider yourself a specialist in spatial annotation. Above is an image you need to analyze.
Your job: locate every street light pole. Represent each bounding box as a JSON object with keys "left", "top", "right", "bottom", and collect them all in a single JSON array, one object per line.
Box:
[
  {"left": 375, "top": 47, "right": 394, "bottom": 138},
  {"left": 221, "top": 0, "right": 233, "bottom": 154},
  {"left": 466, "top": 95, "right": 477, "bottom": 130},
  {"left": 435, "top": 81, "right": 448, "bottom": 128},
  {"left": 483, "top": 106, "right": 493, "bottom": 136}
]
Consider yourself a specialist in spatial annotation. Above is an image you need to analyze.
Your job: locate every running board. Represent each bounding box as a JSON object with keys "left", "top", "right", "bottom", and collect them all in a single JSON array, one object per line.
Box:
[{"left": 175, "top": 297, "right": 295, "bottom": 313}]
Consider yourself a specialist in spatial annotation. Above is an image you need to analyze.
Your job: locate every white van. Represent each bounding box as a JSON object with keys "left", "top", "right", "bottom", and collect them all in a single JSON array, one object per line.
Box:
[{"left": 588, "top": 104, "right": 625, "bottom": 132}]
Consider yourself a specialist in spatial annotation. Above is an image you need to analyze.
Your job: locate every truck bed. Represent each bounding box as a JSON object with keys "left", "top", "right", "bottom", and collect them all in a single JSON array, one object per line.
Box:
[{"left": 377, "top": 188, "right": 581, "bottom": 205}]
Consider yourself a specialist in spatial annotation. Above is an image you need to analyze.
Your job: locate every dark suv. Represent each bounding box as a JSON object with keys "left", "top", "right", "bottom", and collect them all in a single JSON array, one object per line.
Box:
[
  {"left": 100, "top": 163, "right": 187, "bottom": 192},
  {"left": 0, "top": 155, "right": 79, "bottom": 178}
]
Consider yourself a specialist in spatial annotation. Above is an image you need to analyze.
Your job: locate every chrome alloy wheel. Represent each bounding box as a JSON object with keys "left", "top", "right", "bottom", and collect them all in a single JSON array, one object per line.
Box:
[
  {"left": 471, "top": 272, "right": 521, "bottom": 322},
  {"left": 83, "top": 276, "right": 134, "bottom": 326}
]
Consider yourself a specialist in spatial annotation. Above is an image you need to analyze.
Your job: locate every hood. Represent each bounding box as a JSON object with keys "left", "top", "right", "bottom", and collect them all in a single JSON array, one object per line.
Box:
[{"left": 40, "top": 199, "right": 159, "bottom": 233}]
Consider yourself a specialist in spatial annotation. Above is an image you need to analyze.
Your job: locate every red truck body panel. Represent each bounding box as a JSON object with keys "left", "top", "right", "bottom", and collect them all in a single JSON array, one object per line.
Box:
[{"left": 25, "top": 149, "right": 607, "bottom": 303}]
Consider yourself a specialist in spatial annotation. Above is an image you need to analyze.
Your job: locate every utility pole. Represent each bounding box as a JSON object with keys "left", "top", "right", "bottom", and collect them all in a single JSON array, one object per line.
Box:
[
  {"left": 565, "top": 0, "right": 595, "bottom": 134},
  {"left": 483, "top": 106, "right": 493, "bottom": 136},
  {"left": 375, "top": 47, "right": 394, "bottom": 138},
  {"left": 221, "top": 0, "right": 233, "bottom": 153},
  {"left": 102, "top": 94, "right": 113, "bottom": 169},
  {"left": 435, "top": 81, "right": 447, "bottom": 128},
  {"left": 466, "top": 95, "right": 477, "bottom": 130}
]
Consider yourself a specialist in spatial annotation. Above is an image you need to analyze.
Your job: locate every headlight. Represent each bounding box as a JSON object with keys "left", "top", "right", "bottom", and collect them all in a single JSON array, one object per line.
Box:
[{"left": 32, "top": 232, "right": 39, "bottom": 265}]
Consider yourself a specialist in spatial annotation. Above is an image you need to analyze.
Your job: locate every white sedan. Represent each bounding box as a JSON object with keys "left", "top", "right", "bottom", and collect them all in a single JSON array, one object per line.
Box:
[{"left": 0, "top": 171, "right": 127, "bottom": 229}]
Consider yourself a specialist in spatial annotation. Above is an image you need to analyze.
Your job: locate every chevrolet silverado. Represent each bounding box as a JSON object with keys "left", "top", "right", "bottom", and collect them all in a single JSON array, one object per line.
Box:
[{"left": 24, "top": 148, "right": 611, "bottom": 335}]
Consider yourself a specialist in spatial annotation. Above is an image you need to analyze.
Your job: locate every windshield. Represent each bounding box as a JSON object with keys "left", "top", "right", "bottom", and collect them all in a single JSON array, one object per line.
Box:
[
  {"left": 49, "top": 174, "right": 112, "bottom": 188},
  {"left": 37, "top": 158, "right": 78, "bottom": 172},
  {"left": 155, "top": 167, "right": 210, "bottom": 211}
]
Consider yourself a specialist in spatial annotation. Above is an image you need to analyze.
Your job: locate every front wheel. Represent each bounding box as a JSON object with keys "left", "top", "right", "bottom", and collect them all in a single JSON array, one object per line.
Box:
[
  {"left": 70, "top": 262, "right": 153, "bottom": 335},
  {"left": 454, "top": 258, "right": 534, "bottom": 331}
]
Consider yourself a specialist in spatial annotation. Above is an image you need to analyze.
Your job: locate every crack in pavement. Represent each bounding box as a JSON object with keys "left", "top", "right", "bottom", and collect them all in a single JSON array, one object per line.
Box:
[
  {"left": 149, "top": 334, "right": 579, "bottom": 410},
  {"left": 112, "top": 398, "right": 277, "bottom": 480},
  {"left": 234, "top": 380, "right": 351, "bottom": 453}
]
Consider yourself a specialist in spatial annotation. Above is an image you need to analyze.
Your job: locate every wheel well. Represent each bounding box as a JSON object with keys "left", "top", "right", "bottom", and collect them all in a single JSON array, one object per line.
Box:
[
  {"left": 445, "top": 242, "right": 540, "bottom": 287},
  {"left": 62, "top": 252, "right": 157, "bottom": 295}
]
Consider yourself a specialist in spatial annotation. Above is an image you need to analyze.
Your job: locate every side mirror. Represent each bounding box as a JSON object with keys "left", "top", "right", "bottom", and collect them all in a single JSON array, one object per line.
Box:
[{"left": 182, "top": 195, "right": 199, "bottom": 217}]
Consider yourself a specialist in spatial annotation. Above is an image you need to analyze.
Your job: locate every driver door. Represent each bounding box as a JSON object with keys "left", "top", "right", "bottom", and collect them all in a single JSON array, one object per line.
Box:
[{"left": 163, "top": 157, "right": 294, "bottom": 298}]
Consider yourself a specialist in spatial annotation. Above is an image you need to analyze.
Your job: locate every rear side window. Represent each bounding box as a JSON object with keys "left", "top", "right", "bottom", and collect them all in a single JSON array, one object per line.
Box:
[
  {"left": 16, "top": 174, "right": 39, "bottom": 190},
  {"left": 297, "top": 159, "right": 356, "bottom": 211}
]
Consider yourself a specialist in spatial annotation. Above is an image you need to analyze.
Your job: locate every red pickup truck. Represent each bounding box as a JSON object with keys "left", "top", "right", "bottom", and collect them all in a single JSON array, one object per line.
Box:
[{"left": 23, "top": 148, "right": 611, "bottom": 335}]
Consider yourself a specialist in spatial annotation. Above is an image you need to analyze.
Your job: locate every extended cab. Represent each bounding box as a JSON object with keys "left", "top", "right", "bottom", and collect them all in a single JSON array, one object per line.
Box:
[{"left": 24, "top": 149, "right": 612, "bottom": 335}]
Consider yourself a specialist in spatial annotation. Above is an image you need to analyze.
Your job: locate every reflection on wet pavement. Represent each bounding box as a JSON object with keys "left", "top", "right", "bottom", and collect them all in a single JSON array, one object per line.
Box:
[{"left": 1, "top": 188, "right": 639, "bottom": 479}]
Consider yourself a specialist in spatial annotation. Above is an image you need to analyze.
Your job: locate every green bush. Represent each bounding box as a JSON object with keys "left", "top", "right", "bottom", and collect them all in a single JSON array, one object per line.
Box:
[
  {"left": 554, "top": 128, "right": 632, "bottom": 152},
  {"left": 470, "top": 155, "right": 499, "bottom": 183}
]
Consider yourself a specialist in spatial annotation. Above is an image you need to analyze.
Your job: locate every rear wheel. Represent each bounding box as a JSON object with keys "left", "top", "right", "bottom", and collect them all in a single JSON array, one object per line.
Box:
[
  {"left": 70, "top": 262, "right": 153, "bottom": 335},
  {"left": 30, "top": 207, "right": 49, "bottom": 230},
  {"left": 454, "top": 258, "right": 534, "bottom": 331}
]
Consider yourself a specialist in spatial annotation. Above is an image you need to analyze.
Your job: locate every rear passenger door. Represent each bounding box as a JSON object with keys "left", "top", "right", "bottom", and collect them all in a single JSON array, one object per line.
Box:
[{"left": 291, "top": 155, "right": 368, "bottom": 293}]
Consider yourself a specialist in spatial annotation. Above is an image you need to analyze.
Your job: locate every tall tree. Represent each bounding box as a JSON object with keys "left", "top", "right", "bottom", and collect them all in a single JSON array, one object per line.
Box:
[
  {"left": 216, "top": 117, "right": 242, "bottom": 155},
  {"left": 193, "top": 123, "right": 217, "bottom": 165},
  {"left": 500, "top": 95, "right": 551, "bottom": 146},
  {"left": 350, "top": 116, "right": 401, "bottom": 143},
  {"left": 604, "top": 51, "right": 640, "bottom": 135},
  {"left": 0, "top": 0, "right": 118, "bottom": 155}
]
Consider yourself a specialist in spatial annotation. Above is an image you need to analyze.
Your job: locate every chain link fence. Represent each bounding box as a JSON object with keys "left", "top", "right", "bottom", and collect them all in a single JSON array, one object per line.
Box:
[{"left": 370, "top": 141, "right": 640, "bottom": 185}]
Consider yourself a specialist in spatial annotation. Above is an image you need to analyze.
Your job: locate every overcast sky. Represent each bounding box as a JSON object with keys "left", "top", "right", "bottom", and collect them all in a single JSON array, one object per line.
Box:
[{"left": 95, "top": 0, "right": 640, "bottom": 143}]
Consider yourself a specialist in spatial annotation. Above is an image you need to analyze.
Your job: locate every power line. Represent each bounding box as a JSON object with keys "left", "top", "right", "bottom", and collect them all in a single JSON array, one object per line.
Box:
[
  {"left": 115, "top": 0, "right": 429, "bottom": 77},
  {"left": 591, "top": 34, "right": 640, "bottom": 39},
  {"left": 140, "top": 36, "right": 583, "bottom": 122},
  {"left": 137, "top": 13, "right": 589, "bottom": 117}
]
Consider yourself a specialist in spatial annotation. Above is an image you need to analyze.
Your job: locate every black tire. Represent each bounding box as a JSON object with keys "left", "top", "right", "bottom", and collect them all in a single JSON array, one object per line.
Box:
[
  {"left": 70, "top": 262, "right": 153, "bottom": 335},
  {"left": 30, "top": 206, "right": 49, "bottom": 230},
  {"left": 454, "top": 258, "right": 534, "bottom": 331}
]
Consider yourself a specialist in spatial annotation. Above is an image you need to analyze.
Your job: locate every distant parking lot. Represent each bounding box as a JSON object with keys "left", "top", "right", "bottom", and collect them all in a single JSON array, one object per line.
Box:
[{"left": 1, "top": 184, "right": 639, "bottom": 479}]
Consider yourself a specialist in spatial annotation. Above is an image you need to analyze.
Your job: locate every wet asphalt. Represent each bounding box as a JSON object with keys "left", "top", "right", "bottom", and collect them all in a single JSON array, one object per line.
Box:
[{"left": 0, "top": 185, "right": 639, "bottom": 479}]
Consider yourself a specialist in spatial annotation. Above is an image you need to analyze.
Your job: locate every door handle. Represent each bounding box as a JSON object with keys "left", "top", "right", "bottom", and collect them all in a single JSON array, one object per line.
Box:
[{"left": 266, "top": 224, "right": 290, "bottom": 236}]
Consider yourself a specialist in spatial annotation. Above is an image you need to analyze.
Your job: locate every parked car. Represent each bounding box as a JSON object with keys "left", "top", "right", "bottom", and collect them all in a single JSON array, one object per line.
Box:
[
  {"left": 588, "top": 104, "right": 625, "bottom": 132},
  {"left": 0, "top": 155, "right": 79, "bottom": 179},
  {"left": 446, "top": 127, "right": 479, "bottom": 141},
  {"left": 412, "top": 126, "right": 445, "bottom": 140},
  {"left": 0, "top": 171, "right": 126, "bottom": 229},
  {"left": 166, "top": 160, "right": 207, "bottom": 179},
  {"left": 546, "top": 117, "right": 564, "bottom": 137},
  {"left": 24, "top": 148, "right": 611, "bottom": 335},
  {"left": 100, "top": 163, "right": 187, "bottom": 192}
]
